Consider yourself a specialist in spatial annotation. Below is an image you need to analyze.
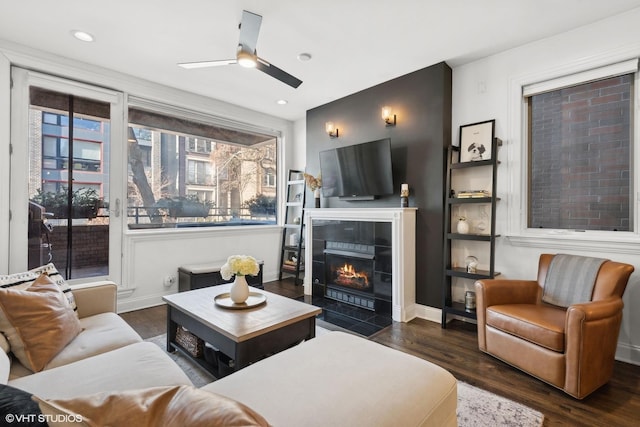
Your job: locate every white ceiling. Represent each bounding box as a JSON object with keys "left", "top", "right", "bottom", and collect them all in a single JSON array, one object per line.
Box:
[{"left": 2, "top": 0, "right": 640, "bottom": 121}]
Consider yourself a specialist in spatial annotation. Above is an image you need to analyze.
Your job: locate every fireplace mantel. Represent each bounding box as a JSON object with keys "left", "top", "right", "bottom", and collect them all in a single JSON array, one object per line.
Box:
[{"left": 303, "top": 208, "right": 417, "bottom": 322}]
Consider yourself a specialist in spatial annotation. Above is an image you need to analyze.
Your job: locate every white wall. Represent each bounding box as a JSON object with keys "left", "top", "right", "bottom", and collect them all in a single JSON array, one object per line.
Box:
[
  {"left": 452, "top": 9, "right": 640, "bottom": 364},
  {"left": 0, "top": 40, "right": 296, "bottom": 312}
]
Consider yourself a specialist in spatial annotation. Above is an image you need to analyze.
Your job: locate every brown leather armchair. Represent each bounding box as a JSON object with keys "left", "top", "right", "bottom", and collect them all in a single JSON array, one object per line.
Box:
[{"left": 475, "top": 254, "right": 634, "bottom": 399}]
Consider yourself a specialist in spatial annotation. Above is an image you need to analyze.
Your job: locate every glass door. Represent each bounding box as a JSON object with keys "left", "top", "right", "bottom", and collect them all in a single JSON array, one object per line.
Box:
[{"left": 10, "top": 69, "right": 124, "bottom": 282}]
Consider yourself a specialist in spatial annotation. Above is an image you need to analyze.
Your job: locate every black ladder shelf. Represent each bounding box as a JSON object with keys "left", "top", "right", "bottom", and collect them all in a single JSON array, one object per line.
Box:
[
  {"left": 442, "top": 128, "right": 502, "bottom": 328},
  {"left": 279, "top": 169, "right": 306, "bottom": 285}
]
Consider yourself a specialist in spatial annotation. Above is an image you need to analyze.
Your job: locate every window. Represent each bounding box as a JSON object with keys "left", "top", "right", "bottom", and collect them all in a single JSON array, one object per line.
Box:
[
  {"left": 127, "top": 105, "right": 277, "bottom": 229},
  {"left": 187, "top": 159, "right": 212, "bottom": 185},
  {"left": 262, "top": 168, "right": 276, "bottom": 187},
  {"left": 525, "top": 64, "right": 635, "bottom": 233}
]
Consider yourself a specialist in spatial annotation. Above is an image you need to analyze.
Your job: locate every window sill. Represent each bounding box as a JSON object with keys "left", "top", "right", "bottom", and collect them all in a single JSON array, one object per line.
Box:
[{"left": 506, "top": 232, "right": 640, "bottom": 255}]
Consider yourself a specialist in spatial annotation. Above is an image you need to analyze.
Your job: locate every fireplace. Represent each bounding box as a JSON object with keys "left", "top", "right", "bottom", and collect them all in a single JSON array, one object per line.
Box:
[
  {"left": 310, "top": 221, "right": 393, "bottom": 315},
  {"left": 324, "top": 247, "right": 375, "bottom": 310},
  {"left": 304, "top": 208, "right": 416, "bottom": 323}
]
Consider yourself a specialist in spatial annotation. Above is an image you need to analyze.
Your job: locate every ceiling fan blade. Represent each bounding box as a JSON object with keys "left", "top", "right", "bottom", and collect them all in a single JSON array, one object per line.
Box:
[
  {"left": 256, "top": 57, "right": 302, "bottom": 88},
  {"left": 238, "top": 10, "right": 262, "bottom": 53},
  {"left": 178, "top": 59, "right": 237, "bottom": 69}
]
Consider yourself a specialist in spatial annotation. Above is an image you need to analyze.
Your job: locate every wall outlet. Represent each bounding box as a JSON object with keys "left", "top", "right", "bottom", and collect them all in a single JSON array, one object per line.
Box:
[{"left": 163, "top": 275, "right": 176, "bottom": 288}]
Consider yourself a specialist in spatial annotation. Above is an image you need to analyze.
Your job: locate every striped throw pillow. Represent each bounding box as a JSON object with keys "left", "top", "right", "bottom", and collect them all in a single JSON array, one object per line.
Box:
[{"left": 0, "top": 264, "right": 76, "bottom": 311}]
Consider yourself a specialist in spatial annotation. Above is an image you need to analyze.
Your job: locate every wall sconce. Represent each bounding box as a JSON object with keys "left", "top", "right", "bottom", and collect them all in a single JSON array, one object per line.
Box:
[
  {"left": 325, "top": 121, "right": 339, "bottom": 138},
  {"left": 381, "top": 106, "right": 397, "bottom": 127}
]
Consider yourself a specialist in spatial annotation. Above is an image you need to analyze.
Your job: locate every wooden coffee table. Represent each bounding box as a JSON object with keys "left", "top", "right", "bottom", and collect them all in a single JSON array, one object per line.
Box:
[{"left": 162, "top": 284, "right": 321, "bottom": 377}]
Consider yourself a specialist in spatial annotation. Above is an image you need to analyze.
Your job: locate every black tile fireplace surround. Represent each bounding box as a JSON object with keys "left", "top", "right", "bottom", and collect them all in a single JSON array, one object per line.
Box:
[{"left": 309, "top": 220, "right": 393, "bottom": 335}]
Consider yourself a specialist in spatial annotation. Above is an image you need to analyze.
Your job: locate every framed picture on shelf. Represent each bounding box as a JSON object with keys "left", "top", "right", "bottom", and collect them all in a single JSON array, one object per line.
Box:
[{"left": 459, "top": 119, "right": 495, "bottom": 163}]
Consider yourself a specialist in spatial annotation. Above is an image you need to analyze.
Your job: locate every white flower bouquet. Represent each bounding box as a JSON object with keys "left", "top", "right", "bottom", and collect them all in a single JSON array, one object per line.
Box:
[{"left": 220, "top": 255, "right": 260, "bottom": 280}]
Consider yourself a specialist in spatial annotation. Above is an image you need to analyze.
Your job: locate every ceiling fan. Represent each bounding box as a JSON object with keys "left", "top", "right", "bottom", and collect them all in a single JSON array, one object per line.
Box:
[{"left": 178, "top": 10, "right": 302, "bottom": 89}]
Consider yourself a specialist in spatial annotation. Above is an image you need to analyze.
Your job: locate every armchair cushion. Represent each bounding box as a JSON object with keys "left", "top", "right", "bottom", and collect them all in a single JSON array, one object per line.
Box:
[{"left": 487, "top": 304, "right": 566, "bottom": 352}]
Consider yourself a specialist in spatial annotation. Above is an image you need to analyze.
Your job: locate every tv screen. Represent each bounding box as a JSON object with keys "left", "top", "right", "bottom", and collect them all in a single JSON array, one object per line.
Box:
[{"left": 319, "top": 138, "right": 394, "bottom": 198}]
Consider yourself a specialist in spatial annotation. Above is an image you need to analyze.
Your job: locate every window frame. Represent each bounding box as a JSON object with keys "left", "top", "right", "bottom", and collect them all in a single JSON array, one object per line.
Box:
[{"left": 506, "top": 58, "right": 640, "bottom": 254}]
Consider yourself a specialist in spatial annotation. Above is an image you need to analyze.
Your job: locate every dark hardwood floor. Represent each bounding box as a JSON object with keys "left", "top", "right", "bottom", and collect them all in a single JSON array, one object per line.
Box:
[{"left": 121, "top": 278, "right": 640, "bottom": 427}]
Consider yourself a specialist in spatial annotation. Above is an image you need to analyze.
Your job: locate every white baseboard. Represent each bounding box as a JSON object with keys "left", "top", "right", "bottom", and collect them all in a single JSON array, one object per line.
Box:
[
  {"left": 615, "top": 342, "right": 640, "bottom": 366},
  {"left": 116, "top": 292, "right": 167, "bottom": 313},
  {"left": 413, "top": 304, "right": 442, "bottom": 324}
]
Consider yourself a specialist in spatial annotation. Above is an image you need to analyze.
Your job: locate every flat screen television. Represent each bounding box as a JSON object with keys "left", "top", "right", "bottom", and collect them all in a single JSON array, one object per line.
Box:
[{"left": 319, "top": 138, "right": 394, "bottom": 199}]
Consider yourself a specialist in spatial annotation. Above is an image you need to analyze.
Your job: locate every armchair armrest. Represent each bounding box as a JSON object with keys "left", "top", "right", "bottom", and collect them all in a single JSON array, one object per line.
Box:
[
  {"left": 474, "top": 279, "right": 539, "bottom": 352},
  {"left": 475, "top": 279, "right": 539, "bottom": 307},
  {"left": 70, "top": 281, "right": 117, "bottom": 318},
  {"left": 564, "top": 298, "right": 624, "bottom": 398}
]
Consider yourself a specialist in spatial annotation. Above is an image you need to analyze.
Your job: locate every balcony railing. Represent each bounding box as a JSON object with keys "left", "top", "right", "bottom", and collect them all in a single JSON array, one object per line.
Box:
[{"left": 127, "top": 206, "right": 276, "bottom": 228}]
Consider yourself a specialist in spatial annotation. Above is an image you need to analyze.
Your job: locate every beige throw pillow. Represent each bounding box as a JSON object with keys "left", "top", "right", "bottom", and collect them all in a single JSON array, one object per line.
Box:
[
  {"left": 35, "top": 385, "right": 270, "bottom": 427},
  {"left": 0, "top": 274, "right": 82, "bottom": 372}
]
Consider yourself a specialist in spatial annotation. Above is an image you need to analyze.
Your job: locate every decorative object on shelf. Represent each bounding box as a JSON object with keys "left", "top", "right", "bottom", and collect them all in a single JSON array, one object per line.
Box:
[
  {"left": 382, "top": 106, "right": 397, "bottom": 127},
  {"left": 303, "top": 172, "right": 322, "bottom": 208},
  {"left": 401, "top": 183, "right": 409, "bottom": 207},
  {"left": 325, "top": 121, "right": 339, "bottom": 138},
  {"left": 465, "top": 291, "right": 476, "bottom": 311},
  {"left": 475, "top": 207, "right": 489, "bottom": 234},
  {"left": 459, "top": 119, "right": 495, "bottom": 163},
  {"left": 220, "top": 255, "right": 260, "bottom": 304},
  {"left": 175, "top": 326, "right": 203, "bottom": 357},
  {"left": 465, "top": 256, "right": 478, "bottom": 273},
  {"left": 293, "top": 216, "right": 301, "bottom": 225},
  {"left": 456, "top": 189, "right": 491, "bottom": 198},
  {"left": 457, "top": 217, "right": 470, "bottom": 234}
]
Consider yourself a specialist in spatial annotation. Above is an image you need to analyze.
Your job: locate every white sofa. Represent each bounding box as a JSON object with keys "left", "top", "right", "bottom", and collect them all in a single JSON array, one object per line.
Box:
[
  {"left": 2, "top": 281, "right": 458, "bottom": 426},
  {"left": 1, "top": 282, "right": 192, "bottom": 398}
]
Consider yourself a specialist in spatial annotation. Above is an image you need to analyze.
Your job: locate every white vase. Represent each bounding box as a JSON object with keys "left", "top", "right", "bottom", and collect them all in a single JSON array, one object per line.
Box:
[
  {"left": 230, "top": 275, "right": 250, "bottom": 303},
  {"left": 457, "top": 218, "right": 470, "bottom": 234}
]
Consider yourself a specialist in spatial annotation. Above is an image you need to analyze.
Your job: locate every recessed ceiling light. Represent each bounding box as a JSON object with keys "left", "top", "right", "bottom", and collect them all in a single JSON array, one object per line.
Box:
[
  {"left": 297, "top": 53, "right": 312, "bottom": 62},
  {"left": 71, "top": 30, "right": 95, "bottom": 42},
  {"left": 277, "top": 99, "right": 288, "bottom": 105}
]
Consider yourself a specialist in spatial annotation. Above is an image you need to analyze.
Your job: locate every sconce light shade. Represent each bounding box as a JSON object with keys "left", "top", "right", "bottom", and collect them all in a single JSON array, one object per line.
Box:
[
  {"left": 382, "top": 106, "right": 397, "bottom": 127},
  {"left": 325, "top": 121, "right": 339, "bottom": 138}
]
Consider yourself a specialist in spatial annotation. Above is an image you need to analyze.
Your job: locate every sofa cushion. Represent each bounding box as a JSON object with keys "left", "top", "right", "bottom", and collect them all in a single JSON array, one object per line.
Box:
[
  {"left": 8, "top": 312, "right": 142, "bottom": 380},
  {"left": 0, "top": 384, "right": 46, "bottom": 427},
  {"left": 203, "top": 331, "right": 458, "bottom": 427},
  {"left": 45, "top": 312, "right": 143, "bottom": 371},
  {"left": 35, "top": 385, "right": 269, "bottom": 427},
  {"left": 487, "top": 304, "right": 566, "bottom": 352},
  {"left": 0, "top": 274, "right": 82, "bottom": 372},
  {"left": 0, "top": 263, "right": 76, "bottom": 311},
  {"left": 9, "top": 342, "right": 192, "bottom": 399}
]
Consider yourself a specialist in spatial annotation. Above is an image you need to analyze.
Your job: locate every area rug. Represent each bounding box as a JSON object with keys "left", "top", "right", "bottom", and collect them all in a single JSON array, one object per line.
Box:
[
  {"left": 457, "top": 381, "right": 544, "bottom": 427},
  {"left": 147, "top": 333, "right": 544, "bottom": 426}
]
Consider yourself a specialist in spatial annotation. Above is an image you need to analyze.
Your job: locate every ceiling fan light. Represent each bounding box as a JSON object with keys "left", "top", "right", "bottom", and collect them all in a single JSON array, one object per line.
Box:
[{"left": 237, "top": 50, "right": 257, "bottom": 68}]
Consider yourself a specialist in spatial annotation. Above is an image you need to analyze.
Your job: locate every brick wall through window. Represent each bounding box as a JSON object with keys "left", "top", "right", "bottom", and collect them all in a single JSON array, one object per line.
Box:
[{"left": 528, "top": 74, "right": 632, "bottom": 231}]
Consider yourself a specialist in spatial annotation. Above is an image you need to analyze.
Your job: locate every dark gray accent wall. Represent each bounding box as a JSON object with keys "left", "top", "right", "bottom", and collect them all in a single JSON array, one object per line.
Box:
[{"left": 305, "top": 62, "right": 451, "bottom": 308}]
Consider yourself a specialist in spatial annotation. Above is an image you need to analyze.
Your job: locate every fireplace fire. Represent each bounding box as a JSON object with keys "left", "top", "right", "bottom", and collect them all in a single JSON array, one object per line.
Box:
[
  {"left": 324, "top": 249, "right": 375, "bottom": 309},
  {"left": 335, "top": 263, "right": 370, "bottom": 289}
]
